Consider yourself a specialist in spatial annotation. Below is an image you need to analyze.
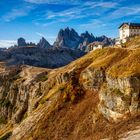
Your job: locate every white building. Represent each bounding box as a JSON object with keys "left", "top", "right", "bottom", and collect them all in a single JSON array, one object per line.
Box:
[
  {"left": 86, "top": 41, "right": 103, "bottom": 52},
  {"left": 119, "top": 23, "right": 140, "bottom": 43}
]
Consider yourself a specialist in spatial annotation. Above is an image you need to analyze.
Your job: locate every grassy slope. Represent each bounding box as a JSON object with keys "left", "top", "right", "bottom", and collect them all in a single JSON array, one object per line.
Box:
[
  {"left": 32, "top": 46, "right": 140, "bottom": 139},
  {"left": 65, "top": 47, "right": 140, "bottom": 78},
  {"left": 123, "top": 35, "right": 140, "bottom": 48}
]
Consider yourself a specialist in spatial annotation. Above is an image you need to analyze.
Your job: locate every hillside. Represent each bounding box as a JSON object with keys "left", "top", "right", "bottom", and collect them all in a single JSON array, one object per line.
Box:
[
  {"left": 0, "top": 47, "right": 85, "bottom": 68},
  {"left": 0, "top": 46, "right": 140, "bottom": 140},
  {"left": 123, "top": 35, "right": 140, "bottom": 48}
]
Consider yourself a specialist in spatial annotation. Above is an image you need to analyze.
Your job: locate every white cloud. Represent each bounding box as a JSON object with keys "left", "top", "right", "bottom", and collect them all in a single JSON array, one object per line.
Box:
[
  {"left": 24, "top": 0, "right": 80, "bottom": 5},
  {"left": 0, "top": 40, "right": 17, "bottom": 48},
  {"left": 2, "top": 6, "right": 34, "bottom": 22},
  {"left": 41, "top": 1, "right": 118, "bottom": 24},
  {"left": 79, "top": 19, "right": 107, "bottom": 29},
  {"left": 36, "top": 32, "right": 46, "bottom": 37},
  {"left": 109, "top": 6, "right": 140, "bottom": 19}
]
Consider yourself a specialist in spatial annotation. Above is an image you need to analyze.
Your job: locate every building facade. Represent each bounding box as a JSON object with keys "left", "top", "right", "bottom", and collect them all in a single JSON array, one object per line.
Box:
[
  {"left": 119, "top": 23, "right": 140, "bottom": 43},
  {"left": 86, "top": 41, "right": 103, "bottom": 52}
]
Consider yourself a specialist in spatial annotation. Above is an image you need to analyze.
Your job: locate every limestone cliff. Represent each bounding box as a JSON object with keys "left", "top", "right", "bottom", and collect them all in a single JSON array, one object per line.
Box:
[{"left": 0, "top": 47, "right": 140, "bottom": 140}]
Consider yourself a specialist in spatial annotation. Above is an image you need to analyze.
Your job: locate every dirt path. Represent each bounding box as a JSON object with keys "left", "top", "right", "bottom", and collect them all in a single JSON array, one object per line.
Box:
[
  {"left": 20, "top": 66, "right": 33, "bottom": 85},
  {"left": 20, "top": 66, "right": 48, "bottom": 85}
]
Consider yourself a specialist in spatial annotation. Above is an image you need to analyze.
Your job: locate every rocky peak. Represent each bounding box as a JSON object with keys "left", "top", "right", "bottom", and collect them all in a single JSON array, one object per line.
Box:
[
  {"left": 81, "top": 31, "right": 93, "bottom": 38},
  {"left": 54, "top": 27, "right": 80, "bottom": 49},
  {"left": 37, "top": 37, "right": 51, "bottom": 48},
  {"left": 80, "top": 31, "right": 95, "bottom": 45},
  {"left": 95, "top": 35, "right": 115, "bottom": 45},
  {"left": 53, "top": 27, "right": 115, "bottom": 50},
  {"left": 17, "top": 37, "right": 26, "bottom": 47}
]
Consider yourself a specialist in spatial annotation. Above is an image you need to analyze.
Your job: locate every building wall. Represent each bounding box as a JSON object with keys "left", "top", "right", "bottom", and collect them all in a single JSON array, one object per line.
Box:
[
  {"left": 129, "top": 28, "right": 140, "bottom": 36},
  {"left": 119, "top": 25, "right": 130, "bottom": 43},
  {"left": 119, "top": 24, "right": 140, "bottom": 43}
]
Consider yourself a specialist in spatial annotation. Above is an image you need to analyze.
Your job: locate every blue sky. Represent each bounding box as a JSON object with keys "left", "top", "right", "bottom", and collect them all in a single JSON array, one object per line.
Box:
[{"left": 0, "top": 0, "right": 140, "bottom": 47}]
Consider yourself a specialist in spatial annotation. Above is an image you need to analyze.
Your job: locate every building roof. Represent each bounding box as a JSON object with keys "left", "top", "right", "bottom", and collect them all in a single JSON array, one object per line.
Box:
[
  {"left": 119, "top": 23, "right": 140, "bottom": 28},
  {"left": 88, "top": 41, "right": 104, "bottom": 47}
]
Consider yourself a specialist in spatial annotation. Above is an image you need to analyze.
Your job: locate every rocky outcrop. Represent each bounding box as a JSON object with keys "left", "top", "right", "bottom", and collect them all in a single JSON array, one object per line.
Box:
[
  {"left": 53, "top": 27, "right": 81, "bottom": 49},
  {"left": 80, "top": 56, "right": 140, "bottom": 122},
  {"left": 0, "top": 67, "right": 31, "bottom": 124},
  {"left": 3, "top": 47, "right": 85, "bottom": 68},
  {"left": 0, "top": 66, "right": 50, "bottom": 125},
  {"left": 95, "top": 35, "right": 115, "bottom": 46},
  {"left": 80, "top": 67, "right": 105, "bottom": 91},
  {"left": 17, "top": 38, "right": 26, "bottom": 47},
  {"left": 0, "top": 50, "right": 10, "bottom": 60},
  {"left": 37, "top": 37, "right": 52, "bottom": 48},
  {"left": 99, "top": 75, "right": 140, "bottom": 122}
]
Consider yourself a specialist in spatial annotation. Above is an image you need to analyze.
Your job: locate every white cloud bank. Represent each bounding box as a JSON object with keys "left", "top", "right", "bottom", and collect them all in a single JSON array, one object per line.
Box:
[{"left": 0, "top": 40, "right": 17, "bottom": 48}]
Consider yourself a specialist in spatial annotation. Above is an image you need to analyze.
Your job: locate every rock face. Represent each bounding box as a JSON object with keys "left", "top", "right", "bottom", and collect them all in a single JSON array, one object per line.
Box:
[
  {"left": 17, "top": 38, "right": 26, "bottom": 47},
  {"left": 0, "top": 50, "right": 9, "bottom": 60},
  {"left": 79, "top": 48, "right": 140, "bottom": 122},
  {"left": 53, "top": 27, "right": 81, "bottom": 49},
  {"left": 80, "top": 31, "right": 95, "bottom": 46},
  {"left": 96, "top": 35, "right": 114, "bottom": 45},
  {"left": 37, "top": 37, "right": 52, "bottom": 48},
  {"left": 0, "top": 47, "right": 140, "bottom": 140},
  {"left": 99, "top": 75, "right": 140, "bottom": 121},
  {"left": 81, "top": 66, "right": 140, "bottom": 122},
  {"left": 0, "top": 47, "right": 85, "bottom": 68},
  {"left": 54, "top": 27, "right": 115, "bottom": 51},
  {"left": 0, "top": 67, "right": 27, "bottom": 124}
]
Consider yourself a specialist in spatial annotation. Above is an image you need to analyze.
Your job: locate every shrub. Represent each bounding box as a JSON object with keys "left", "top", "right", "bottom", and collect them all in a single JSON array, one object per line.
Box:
[
  {"left": 40, "top": 99, "right": 46, "bottom": 104},
  {"left": 112, "top": 88, "right": 123, "bottom": 96},
  {"left": 61, "top": 81, "right": 84, "bottom": 103},
  {"left": 35, "top": 72, "right": 48, "bottom": 82},
  {"left": 39, "top": 75, "right": 48, "bottom": 82}
]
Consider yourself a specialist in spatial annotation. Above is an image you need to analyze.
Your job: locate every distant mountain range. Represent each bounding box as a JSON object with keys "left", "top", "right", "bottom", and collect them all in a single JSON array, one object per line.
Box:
[
  {"left": 0, "top": 47, "right": 85, "bottom": 68},
  {"left": 14, "top": 27, "right": 115, "bottom": 50},
  {"left": 53, "top": 27, "right": 115, "bottom": 50},
  {"left": 0, "top": 27, "right": 115, "bottom": 68}
]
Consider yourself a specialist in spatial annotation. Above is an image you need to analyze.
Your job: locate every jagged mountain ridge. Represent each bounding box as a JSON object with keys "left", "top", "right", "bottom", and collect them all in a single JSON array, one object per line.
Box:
[
  {"left": 2, "top": 27, "right": 114, "bottom": 50},
  {"left": 0, "top": 37, "right": 140, "bottom": 140},
  {"left": 53, "top": 27, "right": 81, "bottom": 49},
  {"left": 54, "top": 27, "right": 115, "bottom": 49},
  {"left": 37, "top": 37, "right": 52, "bottom": 48}
]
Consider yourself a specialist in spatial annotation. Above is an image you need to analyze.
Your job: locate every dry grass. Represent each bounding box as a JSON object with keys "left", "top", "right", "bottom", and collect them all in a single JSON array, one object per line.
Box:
[
  {"left": 0, "top": 123, "right": 13, "bottom": 138},
  {"left": 0, "top": 62, "right": 6, "bottom": 73},
  {"left": 108, "top": 48, "right": 140, "bottom": 77},
  {"left": 73, "top": 47, "right": 140, "bottom": 78},
  {"left": 124, "top": 35, "right": 140, "bottom": 48}
]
